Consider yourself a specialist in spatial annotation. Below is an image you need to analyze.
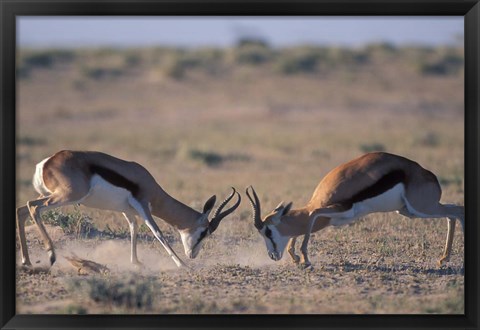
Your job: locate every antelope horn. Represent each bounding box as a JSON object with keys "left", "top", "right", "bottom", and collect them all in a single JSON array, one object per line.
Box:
[
  {"left": 208, "top": 187, "right": 241, "bottom": 234},
  {"left": 246, "top": 185, "right": 263, "bottom": 230}
]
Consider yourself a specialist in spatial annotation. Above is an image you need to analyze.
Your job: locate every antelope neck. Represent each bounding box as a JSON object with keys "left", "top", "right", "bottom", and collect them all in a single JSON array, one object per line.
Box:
[
  {"left": 277, "top": 207, "right": 330, "bottom": 237},
  {"left": 150, "top": 187, "right": 203, "bottom": 230}
]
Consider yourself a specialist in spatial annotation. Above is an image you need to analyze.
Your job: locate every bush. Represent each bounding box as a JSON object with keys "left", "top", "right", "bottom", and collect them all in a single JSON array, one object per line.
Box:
[
  {"left": 365, "top": 42, "right": 398, "bottom": 54},
  {"left": 82, "top": 66, "right": 124, "bottom": 80},
  {"left": 17, "top": 135, "right": 46, "bottom": 146},
  {"left": 235, "top": 37, "right": 269, "bottom": 48},
  {"left": 360, "top": 143, "right": 386, "bottom": 153},
  {"left": 62, "top": 304, "right": 88, "bottom": 314},
  {"left": 69, "top": 275, "right": 156, "bottom": 310},
  {"left": 22, "top": 50, "right": 75, "bottom": 68},
  {"left": 156, "top": 48, "right": 223, "bottom": 79},
  {"left": 273, "top": 46, "right": 337, "bottom": 74},
  {"left": 415, "top": 132, "right": 440, "bottom": 147},
  {"left": 17, "top": 49, "right": 75, "bottom": 78},
  {"left": 275, "top": 52, "right": 319, "bottom": 74},
  {"left": 178, "top": 145, "right": 250, "bottom": 167},
  {"left": 124, "top": 52, "right": 141, "bottom": 66},
  {"left": 233, "top": 44, "right": 272, "bottom": 65},
  {"left": 42, "top": 208, "right": 96, "bottom": 238},
  {"left": 418, "top": 52, "right": 463, "bottom": 76},
  {"left": 188, "top": 149, "right": 224, "bottom": 167}
]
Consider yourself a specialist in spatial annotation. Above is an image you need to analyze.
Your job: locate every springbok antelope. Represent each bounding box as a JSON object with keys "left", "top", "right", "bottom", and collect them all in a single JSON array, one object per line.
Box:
[
  {"left": 16, "top": 150, "right": 241, "bottom": 268},
  {"left": 247, "top": 152, "right": 464, "bottom": 268}
]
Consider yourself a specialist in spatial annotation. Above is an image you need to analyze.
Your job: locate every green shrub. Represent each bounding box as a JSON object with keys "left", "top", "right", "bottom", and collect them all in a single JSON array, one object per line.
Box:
[
  {"left": 364, "top": 42, "right": 398, "bottom": 58},
  {"left": 235, "top": 37, "right": 269, "bottom": 48},
  {"left": 124, "top": 52, "right": 141, "bottom": 66},
  {"left": 42, "top": 208, "right": 95, "bottom": 238},
  {"left": 17, "top": 135, "right": 46, "bottom": 146},
  {"left": 70, "top": 275, "right": 156, "bottom": 309},
  {"left": 178, "top": 145, "right": 250, "bottom": 167},
  {"left": 17, "top": 49, "right": 75, "bottom": 78},
  {"left": 360, "top": 143, "right": 386, "bottom": 153},
  {"left": 24, "top": 53, "right": 54, "bottom": 68},
  {"left": 82, "top": 66, "right": 124, "bottom": 80},
  {"left": 415, "top": 132, "right": 440, "bottom": 147},
  {"left": 22, "top": 50, "right": 75, "bottom": 68},
  {"left": 162, "top": 56, "right": 187, "bottom": 79},
  {"left": 273, "top": 47, "right": 331, "bottom": 74},
  {"left": 438, "top": 175, "right": 463, "bottom": 187},
  {"left": 157, "top": 48, "right": 223, "bottom": 79},
  {"left": 62, "top": 304, "right": 88, "bottom": 314},
  {"left": 188, "top": 149, "right": 224, "bottom": 167},
  {"left": 275, "top": 53, "right": 317, "bottom": 74},
  {"left": 418, "top": 52, "right": 463, "bottom": 76},
  {"left": 233, "top": 44, "right": 272, "bottom": 65}
]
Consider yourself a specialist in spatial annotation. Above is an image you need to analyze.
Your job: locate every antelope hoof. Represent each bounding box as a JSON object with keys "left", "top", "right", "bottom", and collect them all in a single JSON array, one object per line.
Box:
[
  {"left": 291, "top": 254, "right": 301, "bottom": 264},
  {"left": 299, "top": 261, "right": 312, "bottom": 270},
  {"left": 19, "top": 264, "right": 33, "bottom": 271},
  {"left": 21, "top": 260, "right": 32, "bottom": 267},
  {"left": 48, "top": 251, "right": 56, "bottom": 266},
  {"left": 437, "top": 256, "right": 449, "bottom": 268},
  {"left": 133, "top": 261, "right": 144, "bottom": 269}
]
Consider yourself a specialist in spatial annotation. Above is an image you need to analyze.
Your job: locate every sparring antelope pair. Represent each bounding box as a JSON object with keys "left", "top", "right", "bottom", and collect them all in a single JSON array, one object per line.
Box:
[{"left": 17, "top": 150, "right": 464, "bottom": 269}]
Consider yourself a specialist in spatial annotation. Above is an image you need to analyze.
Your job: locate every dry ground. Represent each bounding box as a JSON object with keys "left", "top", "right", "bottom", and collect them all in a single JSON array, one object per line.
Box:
[{"left": 15, "top": 46, "right": 464, "bottom": 314}]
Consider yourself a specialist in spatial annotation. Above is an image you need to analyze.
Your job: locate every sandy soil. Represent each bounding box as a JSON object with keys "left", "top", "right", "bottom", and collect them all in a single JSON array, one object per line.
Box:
[{"left": 16, "top": 221, "right": 464, "bottom": 314}]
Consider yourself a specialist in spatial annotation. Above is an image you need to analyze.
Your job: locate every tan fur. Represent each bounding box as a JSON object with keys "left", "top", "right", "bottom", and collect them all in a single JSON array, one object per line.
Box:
[
  {"left": 250, "top": 152, "right": 464, "bottom": 268},
  {"left": 17, "top": 150, "right": 240, "bottom": 269}
]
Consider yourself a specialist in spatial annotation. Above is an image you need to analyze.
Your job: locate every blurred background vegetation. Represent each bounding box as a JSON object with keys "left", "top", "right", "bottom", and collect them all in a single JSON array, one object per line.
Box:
[
  {"left": 17, "top": 38, "right": 463, "bottom": 81},
  {"left": 16, "top": 36, "right": 464, "bottom": 209},
  {"left": 16, "top": 32, "right": 464, "bottom": 314}
]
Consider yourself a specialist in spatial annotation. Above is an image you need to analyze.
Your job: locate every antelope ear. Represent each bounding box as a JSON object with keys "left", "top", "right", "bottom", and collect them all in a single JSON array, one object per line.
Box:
[
  {"left": 273, "top": 201, "right": 285, "bottom": 212},
  {"left": 203, "top": 195, "right": 216, "bottom": 214},
  {"left": 282, "top": 202, "right": 293, "bottom": 216}
]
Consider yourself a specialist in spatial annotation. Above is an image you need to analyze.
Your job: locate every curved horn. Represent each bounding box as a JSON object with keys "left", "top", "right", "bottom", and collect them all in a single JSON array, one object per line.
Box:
[
  {"left": 208, "top": 187, "right": 241, "bottom": 234},
  {"left": 246, "top": 185, "right": 263, "bottom": 230}
]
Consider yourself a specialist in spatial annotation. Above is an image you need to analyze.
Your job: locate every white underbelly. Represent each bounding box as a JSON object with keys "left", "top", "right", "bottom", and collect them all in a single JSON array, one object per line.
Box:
[
  {"left": 325, "top": 183, "right": 407, "bottom": 227},
  {"left": 353, "top": 183, "right": 405, "bottom": 217},
  {"left": 79, "top": 175, "right": 133, "bottom": 212}
]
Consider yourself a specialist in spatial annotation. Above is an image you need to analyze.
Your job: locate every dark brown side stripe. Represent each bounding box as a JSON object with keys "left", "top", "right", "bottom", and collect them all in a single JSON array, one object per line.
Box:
[
  {"left": 347, "top": 170, "right": 406, "bottom": 207},
  {"left": 89, "top": 164, "right": 140, "bottom": 197}
]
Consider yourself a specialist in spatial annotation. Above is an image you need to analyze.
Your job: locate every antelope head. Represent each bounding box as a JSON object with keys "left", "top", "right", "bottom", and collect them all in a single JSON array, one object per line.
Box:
[
  {"left": 246, "top": 186, "right": 292, "bottom": 261},
  {"left": 180, "top": 187, "right": 241, "bottom": 258}
]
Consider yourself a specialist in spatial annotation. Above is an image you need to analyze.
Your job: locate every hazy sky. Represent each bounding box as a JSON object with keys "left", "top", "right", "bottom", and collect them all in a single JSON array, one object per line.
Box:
[{"left": 18, "top": 16, "right": 464, "bottom": 48}]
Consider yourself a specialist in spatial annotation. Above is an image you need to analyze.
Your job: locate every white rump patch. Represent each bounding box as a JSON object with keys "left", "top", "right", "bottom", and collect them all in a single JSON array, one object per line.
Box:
[{"left": 32, "top": 157, "right": 52, "bottom": 196}]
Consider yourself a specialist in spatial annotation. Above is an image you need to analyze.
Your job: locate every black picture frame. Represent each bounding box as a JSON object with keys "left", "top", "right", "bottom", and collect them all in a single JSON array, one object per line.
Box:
[{"left": 1, "top": 1, "right": 479, "bottom": 329}]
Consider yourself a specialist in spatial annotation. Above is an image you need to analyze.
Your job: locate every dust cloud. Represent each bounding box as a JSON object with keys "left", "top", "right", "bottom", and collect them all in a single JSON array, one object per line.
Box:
[
  {"left": 51, "top": 235, "right": 276, "bottom": 275},
  {"left": 21, "top": 221, "right": 278, "bottom": 275}
]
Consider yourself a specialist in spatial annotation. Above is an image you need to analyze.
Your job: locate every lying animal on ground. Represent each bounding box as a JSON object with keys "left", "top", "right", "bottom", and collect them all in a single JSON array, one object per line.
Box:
[
  {"left": 64, "top": 253, "right": 110, "bottom": 275},
  {"left": 247, "top": 152, "right": 464, "bottom": 268},
  {"left": 17, "top": 150, "right": 241, "bottom": 268}
]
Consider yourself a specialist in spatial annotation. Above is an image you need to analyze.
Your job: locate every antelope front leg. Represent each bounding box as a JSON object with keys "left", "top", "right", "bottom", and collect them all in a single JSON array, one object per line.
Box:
[
  {"left": 287, "top": 237, "right": 301, "bottom": 264},
  {"left": 299, "top": 234, "right": 312, "bottom": 269},
  {"left": 133, "top": 201, "right": 189, "bottom": 268},
  {"left": 298, "top": 212, "right": 321, "bottom": 269},
  {"left": 123, "top": 212, "right": 142, "bottom": 266}
]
